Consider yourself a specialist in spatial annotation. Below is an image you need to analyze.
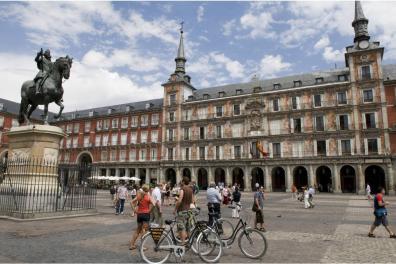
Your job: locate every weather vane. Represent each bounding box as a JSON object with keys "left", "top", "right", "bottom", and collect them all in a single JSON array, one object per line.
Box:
[{"left": 180, "top": 21, "right": 184, "bottom": 33}]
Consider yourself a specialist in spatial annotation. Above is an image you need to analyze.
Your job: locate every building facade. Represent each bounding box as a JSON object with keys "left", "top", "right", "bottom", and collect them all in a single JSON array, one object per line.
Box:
[{"left": 1, "top": 1, "right": 395, "bottom": 194}]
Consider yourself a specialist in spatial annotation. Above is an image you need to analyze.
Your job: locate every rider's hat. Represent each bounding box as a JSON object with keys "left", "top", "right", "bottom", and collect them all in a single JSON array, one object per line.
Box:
[{"left": 44, "top": 49, "right": 51, "bottom": 59}]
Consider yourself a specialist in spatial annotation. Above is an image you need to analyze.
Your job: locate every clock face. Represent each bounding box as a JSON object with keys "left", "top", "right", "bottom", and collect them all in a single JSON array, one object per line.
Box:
[{"left": 359, "top": 40, "right": 369, "bottom": 49}]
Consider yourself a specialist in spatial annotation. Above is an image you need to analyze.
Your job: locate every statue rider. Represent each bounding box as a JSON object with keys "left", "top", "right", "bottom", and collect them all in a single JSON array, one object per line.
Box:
[{"left": 34, "top": 48, "right": 53, "bottom": 95}]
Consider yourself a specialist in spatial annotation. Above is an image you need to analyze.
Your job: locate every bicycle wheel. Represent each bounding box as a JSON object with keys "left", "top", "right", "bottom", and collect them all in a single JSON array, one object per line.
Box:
[
  {"left": 197, "top": 228, "right": 223, "bottom": 263},
  {"left": 140, "top": 232, "right": 172, "bottom": 264},
  {"left": 217, "top": 218, "right": 234, "bottom": 240},
  {"left": 238, "top": 228, "right": 267, "bottom": 259}
]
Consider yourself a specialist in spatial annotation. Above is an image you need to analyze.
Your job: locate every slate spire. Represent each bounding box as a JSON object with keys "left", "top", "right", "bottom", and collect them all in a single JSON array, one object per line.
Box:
[
  {"left": 352, "top": 0, "right": 370, "bottom": 42},
  {"left": 175, "top": 22, "right": 186, "bottom": 75}
]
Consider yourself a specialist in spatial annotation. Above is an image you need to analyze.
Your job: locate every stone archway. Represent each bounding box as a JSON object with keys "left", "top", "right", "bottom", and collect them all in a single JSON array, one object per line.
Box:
[
  {"left": 340, "top": 165, "right": 356, "bottom": 193},
  {"left": 214, "top": 168, "right": 226, "bottom": 186},
  {"left": 139, "top": 168, "right": 146, "bottom": 185},
  {"left": 232, "top": 167, "right": 244, "bottom": 191},
  {"left": 251, "top": 167, "right": 264, "bottom": 190},
  {"left": 365, "top": 165, "right": 386, "bottom": 194},
  {"left": 316, "top": 166, "right": 332, "bottom": 192},
  {"left": 78, "top": 152, "right": 93, "bottom": 165},
  {"left": 271, "top": 167, "right": 286, "bottom": 192},
  {"left": 293, "top": 166, "right": 308, "bottom": 190},
  {"left": 165, "top": 168, "right": 177, "bottom": 186},
  {"left": 182, "top": 168, "right": 191, "bottom": 180},
  {"left": 197, "top": 168, "right": 208, "bottom": 190}
]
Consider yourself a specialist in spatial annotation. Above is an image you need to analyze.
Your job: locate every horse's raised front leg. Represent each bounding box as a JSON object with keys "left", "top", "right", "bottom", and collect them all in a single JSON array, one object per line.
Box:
[
  {"left": 27, "top": 104, "right": 37, "bottom": 125},
  {"left": 43, "top": 104, "right": 49, "bottom": 125},
  {"left": 54, "top": 100, "right": 64, "bottom": 119}
]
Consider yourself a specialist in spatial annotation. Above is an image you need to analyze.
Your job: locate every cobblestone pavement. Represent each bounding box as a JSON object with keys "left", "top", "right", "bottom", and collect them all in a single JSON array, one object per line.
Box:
[{"left": 0, "top": 191, "right": 395, "bottom": 263}]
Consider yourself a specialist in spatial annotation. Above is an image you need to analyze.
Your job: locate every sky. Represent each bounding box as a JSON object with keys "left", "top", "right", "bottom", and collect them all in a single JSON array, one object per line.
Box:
[{"left": 1, "top": 1, "right": 396, "bottom": 112}]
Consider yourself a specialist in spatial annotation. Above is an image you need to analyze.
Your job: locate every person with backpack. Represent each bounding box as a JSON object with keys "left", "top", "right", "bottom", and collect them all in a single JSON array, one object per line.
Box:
[
  {"left": 231, "top": 186, "right": 241, "bottom": 218},
  {"left": 368, "top": 187, "right": 396, "bottom": 238}
]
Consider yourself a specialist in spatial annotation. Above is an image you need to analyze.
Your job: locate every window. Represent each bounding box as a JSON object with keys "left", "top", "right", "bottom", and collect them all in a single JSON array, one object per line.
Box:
[
  {"left": 101, "top": 151, "right": 108, "bottom": 161},
  {"left": 84, "top": 121, "right": 91, "bottom": 132},
  {"left": 185, "top": 148, "right": 190, "bottom": 161},
  {"left": 151, "top": 130, "right": 158, "bottom": 143},
  {"left": 11, "top": 119, "right": 18, "bottom": 127},
  {"left": 273, "top": 98, "right": 279, "bottom": 112},
  {"left": 95, "top": 135, "right": 101, "bottom": 146},
  {"left": 121, "top": 117, "right": 128, "bottom": 128},
  {"left": 131, "top": 116, "right": 138, "bottom": 127},
  {"left": 112, "top": 118, "right": 118, "bottom": 129},
  {"left": 141, "top": 115, "right": 148, "bottom": 126},
  {"left": 341, "top": 140, "right": 351, "bottom": 155},
  {"left": 66, "top": 124, "right": 72, "bottom": 133},
  {"left": 317, "top": 140, "right": 326, "bottom": 156},
  {"left": 83, "top": 136, "right": 89, "bottom": 147},
  {"left": 64, "top": 153, "right": 70, "bottom": 163},
  {"left": 216, "top": 125, "right": 222, "bottom": 139},
  {"left": 0, "top": 103, "right": 4, "bottom": 111},
  {"left": 168, "top": 129, "right": 174, "bottom": 141},
  {"left": 103, "top": 119, "right": 110, "bottom": 130},
  {"left": 129, "top": 149, "right": 136, "bottom": 161},
  {"left": 291, "top": 96, "right": 299, "bottom": 110},
  {"left": 111, "top": 134, "right": 118, "bottom": 145},
  {"left": 151, "top": 148, "right": 157, "bottom": 161},
  {"left": 339, "top": 115, "right": 349, "bottom": 130},
  {"left": 293, "top": 118, "right": 302, "bottom": 133},
  {"left": 187, "top": 95, "right": 194, "bottom": 101},
  {"left": 140, "top": 149, "right": 146, "bottom": 161},
  {"left": 315, "top": 77, "right": 324, "bottom": 84},
  {"left": 215, "top": 146, "right": 220, "bottom": 160},
  {"left": 367, "top": 139, "right": 378, "bottom": 153},
  {"left": 232, "top": 123, "right": 243, "bottom": 137},
  {"left": 184, "top": 127, "right": 190, "bottom": 140},
  {"left": 125, "top": 105, "right": 131, "bottom": 112},
  {"left": 169, "top": 93, "right": 176, "bottom": 105},
  {"left": 96, "top": 120, "right": 103, "bottom": 131},
  {"left": 72, "top": 136, "right": 78, "bottom": 148},
  {"left": 216, "top": 106, "right": 223, "bottom": 117},
  {"left": 151, "top": 114, "right": 159, "bottom": 125},
  {"left": 200, "top": 127, "right": 205, "bottom": 139},
  {"left": 203, "top": 94, "right": 210, "bottom": 100},
  {"left": 338, "top": 75, "right": 347, "bottom": 81},
  {"left": 233, "top": 104, "right": 241, "bottom": 115},
  {"left": 365, "top": 113, "right": 376, "bottom": 129},
  {"left": 236, "top": 89, "right": 243, "bottom": 95},
  {"left": 293, "top": 80, "right": 302, "bottom": 87},
  {"left": 110, "top": 168, "right": 116, "bottom": 176},
  {"left": 292, "top": 141, "right": 304, "bottom": 157},
  {"left": 141, "top": 131, "right": 148, "bottom": 143},
  {"left": 169, "top": 112, "right": 175, "bottom": 122},
  {"left": 315, "top": 116, "right": 324, "bottom": 131},
  {"left": 361, "top": 65, "right": 371, "bottom": 80},
  {"left": 107, "top": 108, "right": 113, "bottom": 115},
  {"left": 120, "top": 150, "right": 126, "bottom": 161},
  {"left": 109, "top": 150, "right": 116, "bottom": 161},
  {"left": 198, "top": 107, "right": 207, "bottom": 119},
  {"left": 121, "top": 133, "right": 127, "bottom": 145},
  {"left": 130, "top": 132, "right": 137, "bottom": 144},
  {"left": 168, "top": 148, "right": 174, "bottom": 160},
  {"left": 199, "top": 147, "right": 205, "bottom": 160},
  {"left": 103, "top": 134, "right": 109, "bottom": 146},
  {"left": 218, "top": 91, "right": 225, "bottom": 98},
  {"left": 363, "top": 89, "right": 373, "bottom": 103},
  {"left": 337, "top": 91, "right": 347, "bottom": 105},
  {"left": 66, "top": 138, "right": 72, "bottom": 148},
  {"left": 73, "top": 123, "right": 79, "bottom": 133},
  {"left": 0, "top": 116, "right": 4, "bottom": 127},
  {"left": 314, "top": 94, "right": 322, "bottom": 107},
  {"left": 234, "top": 146, "right": 241, "bottom": 159},
  {"left": 183, "top": 109, "right": 191, "bottom": 121},
  {"left": 273, "top": 143, "right": 281, "bottom": 157},
  {"left": 253, "top": 87, "right": 262, "bottom": 93},
  {"left": 273, "top": 83, "right": 281, "bottom": 89}
]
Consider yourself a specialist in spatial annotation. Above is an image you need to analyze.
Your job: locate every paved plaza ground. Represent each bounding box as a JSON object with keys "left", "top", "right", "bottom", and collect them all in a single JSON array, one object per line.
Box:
[{"left": 0, "top": 191, "right": 396, "bottom": 263}]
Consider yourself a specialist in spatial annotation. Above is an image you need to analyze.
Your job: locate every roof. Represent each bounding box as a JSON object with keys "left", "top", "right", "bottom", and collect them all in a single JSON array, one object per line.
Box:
[
  {"left": 0, "top": 97, "right": 45, "bottom": 120},
  {"left": 190, "top": 67, "right": 351, "bottom": 101},
  {"left": 56, "top": 98, "right": 163, "bottom": 122},
  {"left": 383, "top": 64, "right": 396, "bottom": 81}
]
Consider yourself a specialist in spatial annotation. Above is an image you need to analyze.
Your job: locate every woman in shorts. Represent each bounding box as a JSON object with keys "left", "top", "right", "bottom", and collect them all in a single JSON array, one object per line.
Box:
[{"left": 129, "top": 184, "right": 152, "bottom": 250}]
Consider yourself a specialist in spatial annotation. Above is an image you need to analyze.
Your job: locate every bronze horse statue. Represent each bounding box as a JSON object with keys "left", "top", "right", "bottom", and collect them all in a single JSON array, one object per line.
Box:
[{"left": 18, "top": 56, "right": 72, "bottom": 125}]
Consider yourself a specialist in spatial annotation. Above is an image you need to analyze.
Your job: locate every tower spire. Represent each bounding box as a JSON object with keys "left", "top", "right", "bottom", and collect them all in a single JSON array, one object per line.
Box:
[
  {"left": 352, "top": 0, "right": 370, "bottom": 43},
  {"left": 175, "top": 22, "right": 186, "bottom": 75}
]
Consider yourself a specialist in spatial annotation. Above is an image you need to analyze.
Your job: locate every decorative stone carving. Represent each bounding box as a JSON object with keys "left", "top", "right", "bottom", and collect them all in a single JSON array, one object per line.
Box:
[
  {"left": 43, "top": 148, "right": 59, "bottom": 162},
  {"left": 12, "top": 148, "right": 31, "bottom": 159}
]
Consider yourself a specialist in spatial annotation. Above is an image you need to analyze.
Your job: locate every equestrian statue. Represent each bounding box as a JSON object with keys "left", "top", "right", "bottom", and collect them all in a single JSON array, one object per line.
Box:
[{"left": 18, "top": 48, "right": 73, "bottom": 125}]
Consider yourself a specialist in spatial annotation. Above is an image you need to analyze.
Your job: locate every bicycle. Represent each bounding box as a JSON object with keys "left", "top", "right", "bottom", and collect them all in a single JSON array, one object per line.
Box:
[
  {"left": 205, "top": 205, "right": 268, "bottom": 259},
  {"left": 139, "top": 209, "right": 223, "bottom": 264}
]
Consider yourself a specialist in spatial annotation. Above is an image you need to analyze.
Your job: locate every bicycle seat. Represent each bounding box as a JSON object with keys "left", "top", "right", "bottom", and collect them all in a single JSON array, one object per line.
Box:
[
  {"left": 165, "top": 219, "right": 175, "bottom": 225},
  {"left": 196, "top": 220, "right": 208, "bottom": 225}
]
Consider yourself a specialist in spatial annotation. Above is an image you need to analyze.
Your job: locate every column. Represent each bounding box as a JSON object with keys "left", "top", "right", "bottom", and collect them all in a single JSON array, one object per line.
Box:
[
  {"left": 226, "top": 167, "right": 232, "bottom": 187},
  {"left": 115, "top": 168, "right": 120, "bottom": 176},
  {"left": 176, "top": 166, "right": 182, "bottom": 184},
  {"left": 357, "top": 164, "right": 365, "bottom": 194},
  {"left": 125, "top": 168, "right": 130, "bottom": 178},
  {"left": 208, "top": 167, "right": 214, "bottom": 184},
  {"left": 106, "top": 168, "right": 110, "bottom": 176},
  {"left": 387, "top": 164, "right": 395, "bottom": 195},
  {"left": 145, "top": 168, "right": 150, "bottom": 185},
  {"left": 286, "top": 165, "right": 292, "bottom": 192},
  {"left": 159, "top": 167, "right": 163, "bottom": 183},
  {"left": 191, "top": 167, "right": 197, "bottom": 182},
  {"left": 333, "top": 164, "right": 341, "bottom": 193},
  {"left": 309, "top": 165, "right": 315, "bottom": 187},
  {"left": 244, "top": 166, "right": 251, "bottom": 192},
  {"left": 264, "top": 166, "right": 271, "bottom": 192}
]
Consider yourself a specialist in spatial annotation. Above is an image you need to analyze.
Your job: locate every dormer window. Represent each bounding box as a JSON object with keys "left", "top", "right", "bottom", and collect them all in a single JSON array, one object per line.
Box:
[
  {"left": 315, "top": 77, "right": 324, "bottom": 84},
  {"left": 88, "top": 111, "right": 94, "bottom": 117},
  {"left": 218, "top": 91, "right": 225, "bottom": 98},
  {"left": 253, "top": 87, "right": 262, "bottom": 93},
  {"left": 236, "top": 89, "right": 243, "bottom": 95},
  {"left": 71, "top": 113, "right": 76, "bottom": 119},
  {"left": 125, "top": 105, "right": 130, "bottom": 112},
  {"left": 188, "top": 95, "right": 194, "bottom": 101},
  {"left": 338, "top": 74, "right": 347, "bottom": 82},
  {"left": 145, "top": 103, "right": 150, "bottom": 109},
  {"left": 107, "top": 108, "right": 113, "bottom": 115},
  {"left": 293, "top": 80, "right": 302, "bottom": 87},
  {"left": 273, "top": 83, "right": 281, "bottom": 89},
  {"left": 0, "top": 103, "right": 4, "bottom": 111},
  {"left": 203, "top": 94, "right": 210, "bottom": 100}
]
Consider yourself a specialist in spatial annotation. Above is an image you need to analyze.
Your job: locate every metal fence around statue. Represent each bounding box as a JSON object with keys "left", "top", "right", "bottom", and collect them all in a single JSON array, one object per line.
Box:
[{"left": 0, "top": 157, "right": 97, "bottom": 218}]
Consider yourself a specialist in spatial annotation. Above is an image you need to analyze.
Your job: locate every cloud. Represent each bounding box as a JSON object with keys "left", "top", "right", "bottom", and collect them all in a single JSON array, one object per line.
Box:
[
  {"left": 259, "top": 55, "right": 291, "bottom": 78},
  {"left": 222, "top": 19, "right": 236, "bottom": 36},
  {"left": 197, "top": 5, "right": 204, "bottom": 23},
  {"left": 314, "top": 35, "right": 330, "bottom": 50},
  {"left": 323, "top": 47, "right": 344, "bottom": 63},
  {"left": 210, "top": 52, "right": 244, "bottom": 79},
  {"left": 240, "top": 11, "right": 274, "bottom": 39}
]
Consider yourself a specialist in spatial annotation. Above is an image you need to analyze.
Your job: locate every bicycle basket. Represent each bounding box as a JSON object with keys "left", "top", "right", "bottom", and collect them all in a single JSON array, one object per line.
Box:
[{"left": 149, "top": 227, "right": 165, "bottom": 244}]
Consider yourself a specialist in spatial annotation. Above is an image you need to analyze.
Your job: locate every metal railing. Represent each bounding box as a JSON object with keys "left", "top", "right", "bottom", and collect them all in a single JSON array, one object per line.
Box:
[{"left": 0, "top": 158, "right": 97, "bottom": 217}]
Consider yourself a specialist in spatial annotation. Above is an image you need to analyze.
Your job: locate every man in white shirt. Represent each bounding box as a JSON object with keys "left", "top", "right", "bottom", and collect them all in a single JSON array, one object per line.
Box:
[
  {"left": 116, "top": 183, "right": 129, "bottom": 215},
  {"left": 151, "top": 183, "right": 163, "bottom": 226},
  {"left": 366, "top": 184, "right": 372, "bottom": 200}
]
